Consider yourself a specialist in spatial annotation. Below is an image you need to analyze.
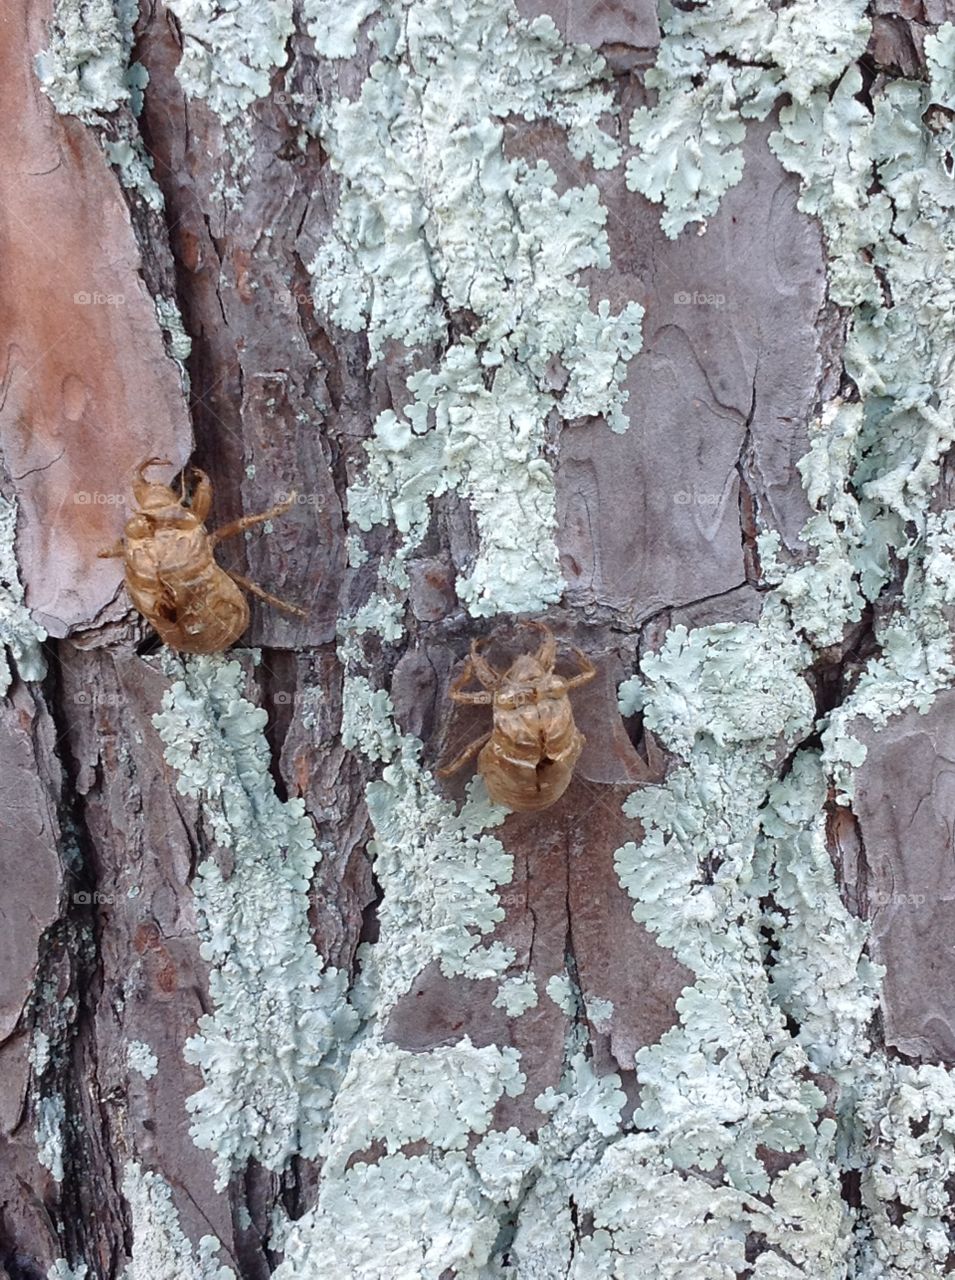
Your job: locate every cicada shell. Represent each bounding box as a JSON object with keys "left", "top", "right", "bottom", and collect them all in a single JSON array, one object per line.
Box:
[
  {"left": 439, "top": 621, "right": 595, "bottom": 812},
  {"left": 99, "top": 458, "right": 304, "bottom": 654}
]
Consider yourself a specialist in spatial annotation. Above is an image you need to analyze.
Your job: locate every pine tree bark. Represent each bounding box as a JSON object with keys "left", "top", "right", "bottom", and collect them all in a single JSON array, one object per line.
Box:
[{"left": 2, "top": 2, "right": 955, "bottom": 1278}]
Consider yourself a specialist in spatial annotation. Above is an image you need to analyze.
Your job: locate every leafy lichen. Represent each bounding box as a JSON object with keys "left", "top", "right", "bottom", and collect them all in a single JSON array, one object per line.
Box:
[
  {"left": 339, "top": 676, "right": 512, "bottom": 1017},
  {"left": 611, "top": 13, "right": 955, "bottom": 1266},
  {"left": 153, "top": 656, "right": 358, "bottom": 1190},
  {"left": 313, "top": 0, "right": 643, "bottom": 617},
  {"left": 35, "top": 0, "right": 162, "bottom": 206},
  {"left": 35, "top": 0, "right": 138, "bottom": 119},
  {"left": 162, "top": 0, "right": 294, "bottom": 124},
  {"left": 120, "top": 1162, "right": 235, "bottom": 1280},
  {"left": 626, "top": 0, "right": 870, "bottom": 237},
  {"left": 36, "top": 1093, "right": 66, "bottom": 1184},
  {"left": 320, "top": 1040, "right": 525, "bottom": 1172},
  {"left": 127, "top": 1040, "right": 159, "bottom": 1080},
  {"left": 48, "top": 1264, "right": 88, "bottom": 1280},
  {"left": 0, "top": 496, "right": 47, "bottom": 693}
]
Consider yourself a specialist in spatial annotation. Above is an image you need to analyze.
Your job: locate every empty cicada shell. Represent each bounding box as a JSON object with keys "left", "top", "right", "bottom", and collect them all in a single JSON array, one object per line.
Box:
[
  {"left": 98, "top": 458, "right": 304, "bottom": 653},
  {"left": 439, "top": 621, "right": 595, "bottom": 811}
]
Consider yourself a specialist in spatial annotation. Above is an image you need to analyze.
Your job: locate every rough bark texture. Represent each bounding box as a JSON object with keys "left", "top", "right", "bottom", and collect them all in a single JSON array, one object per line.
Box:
[{"left": 2, "top": 1, "right": 955, "bottom": 1278}]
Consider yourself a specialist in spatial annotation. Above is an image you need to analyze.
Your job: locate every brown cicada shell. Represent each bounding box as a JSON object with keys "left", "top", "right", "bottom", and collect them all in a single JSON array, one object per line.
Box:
[
  {"left": 98, "top": 458, "right": 304, "bottom": 654},
  {"left": 439, "top": 621, "right": 596, "bottom": 812}
]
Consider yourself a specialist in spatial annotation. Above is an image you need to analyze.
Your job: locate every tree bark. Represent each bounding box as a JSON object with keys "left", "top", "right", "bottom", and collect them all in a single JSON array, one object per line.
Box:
[{"left": 2, "top": 1, "right": 955, "bottom": 1278}]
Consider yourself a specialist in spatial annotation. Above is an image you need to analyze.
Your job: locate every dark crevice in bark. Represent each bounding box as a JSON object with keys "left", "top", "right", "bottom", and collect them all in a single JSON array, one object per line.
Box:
[
  {"left": 357, "top": 867, "right": 384, "bottom": 954},
  {"left": 231, "top": 1165, "right": 282, "bottom": 1280},
  {"left": 257, "top": 647, "right": 298, "bottom": 802},
  {"left": 34, "top": 641, "right": 126, "bottom": 1276},
  {"left": 737, "top": 362, "right": 764, "bottom": 585}
]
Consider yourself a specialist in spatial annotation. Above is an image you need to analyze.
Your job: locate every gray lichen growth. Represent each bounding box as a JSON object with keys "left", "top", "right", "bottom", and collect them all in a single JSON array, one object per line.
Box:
[
  {"left": 321, "top": 1040, "right": 525, "bottom": 1170},
  {"left": 610, "top": 11, "right": 955, "bottom": 1263},
  {"left": 268, "top": 655, "right": 639, "bottom": 1273},
  {"left": 163, "top": 0, "right": 294, "bottom": 123},
  {"left": 154, "top": 296, "right": 194, "bottom": 379},
  {"left": 312, "top": 0, "right": 643, "bottom": 616},
  {"left": 493, "top": 973, "right": 539, "bottom": 1017},
  {"left": 340, "top": 676, "right": 512, "bottom": 1016},
  {"left": 48, "top": 1264, "right": 88, "bottom": 1280},
  {"left": 127, "top": 1040, "right": 159, "bottom": 1080},
  {"left": 120, "top": 1162, "right": 235, "bottom": 1280},
  {"left": 153, "top": 656, "right": 357, "bottom": 1189},
  {"left": 0, "top": 496, "right": 47, "bottom": 692},
  {"left": 926, "top": 21, "right": 955, "bottom": 109},
  {"left": 626, "top": 0, "right": 870, "bottom": 236},
  {"left": 263, "top": 676, "right": 530, "bottom": 1273},
  {"left": 35, "top": 0, "right": 138, "bottom": 120},
  {"left": 854, "top": 1065, "right": 955, "bottom": 1278},
  {"left": 35, "top": 1093, "right": 66, "bottom": 1184},
  {"left": 35, "top": 0, "right": 162, "bottom": 206},
  {"left": 302, "top": 0, "right": 379, "bottom": 58}
]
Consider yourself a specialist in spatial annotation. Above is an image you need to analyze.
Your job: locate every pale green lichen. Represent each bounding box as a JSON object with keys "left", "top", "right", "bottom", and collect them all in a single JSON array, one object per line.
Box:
[
  {"left": 314, "top": 0, "right": 643, "bottom": 617},
  {"left": 544, "top": 972, "right": 576, "bottom": 1017},
  {"left": 757, "top": 750, "right": 883, "bottom": 1082},
  {"left": 127, "top": 1040, "right": 159, "bottom": 1080},
  {"left": 154, "top": 296, "right": 194, "bottom": 370},
  {"left": 822, "top": 510, "right": 955, "bottom": 798},
  {"left": 758, "top": 401, "right": 872, "bottom": 648},
  {"left": 578, "top": 1140, "right": 851, "bottom": 1279},
  {"left": 120, "top": 1162, "right": 235, "bottom": 1280},
  {"left": 472, "top": 1126, "right": 538, "bottom": 1202},
  {"left": 626, "top": 0, "right": 870, "bottom": 237},
  {"left": 302, "top": 0, "right": 379, "bottom": 58},
  {"left": 338, "top": 588, "right": 406, "bottom": 643},
  {"left": 609, "top": 614, "right": 869, "bottom": 1271},
  {"left": 0, "top": 496, "right": 47, "bottom": 693},
  {"left": 30, "top": 1029, "right": 51, "bottom": 1075},
  {"left": 163, "top": 0, "right": 294, "bottom": 123},
  {"left": 340, "top": 677, "right": 512, "bottom": 1016},
  {"left": 854, "top": 1065, "right": 955, "bottom": 1279},
  {"left": 347, "top": 355, "right": 568, "bottom": 617},
  {"left": 493, "top": 973, "right": 539, "bottom": 1017},
  {"left": 48, "top": 1263, "right": 88, "bottom": 1280},
  {"left": 585, "top": 994, "right": 613, "bottom": 1028},
  {"left": 926, "top": 21, "right": 955, "bottom": 110},
  {"left": 761, "top": 58, "right": 955, "bottom": 791},
  {"left": 534, "top": 1050, "right": 626, "bottom": 1140},
  {"left": 272, "top": 1152, "right": 501, "bottom": 1278},
  {"left": 35, "top": 0, "right": 138, "bottom": 119},
  {"left": 609, "top": 17, "right": 955, "bottom": 1254},
  {"left": 36, "top": 1093, "right": 66, "bottom": 1183},
  {"left": 321, "top": 1040, "right": 525, "bottom": 1172},
  {"left": 273, "top": 1033, "right": 630, "bottom": 1276},
  {"left": 153, "top": 656, "right": 358, "bottom": 1189},
  {"left": 35, "top": 0, "right": 162, "bottom": 206},
  {"left": 266, "top": 678, "right": 542, "bottom": 1274}
]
